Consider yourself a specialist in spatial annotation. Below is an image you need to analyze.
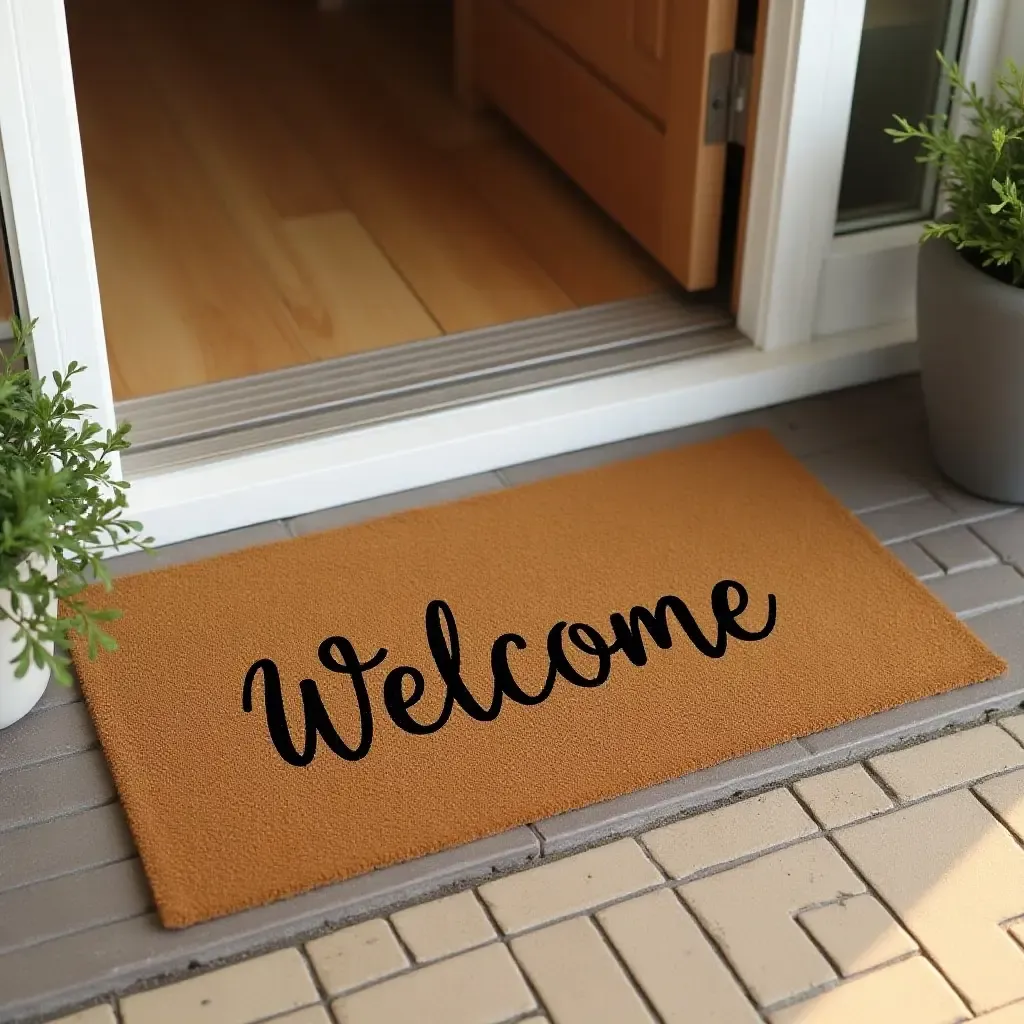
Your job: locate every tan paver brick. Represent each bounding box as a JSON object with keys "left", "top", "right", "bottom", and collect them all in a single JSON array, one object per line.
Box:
[
  {"left": 511, "top": 916, "right": 655, "bottom": 1024},
  {"left": 306, "top": 919, "right": 408, "bottom": 997},
  {"left": 798, "top": 892, "right": 918, "bottom": 975},
  {"left": 767, "top": 957, "right": 969, "bottom": 1024},
  {"left": 868, "top": 724, "right": 1024, "bottom": 800},
  {"left": 272, "top": 1009, "right": 333, "bottom": 1024},
  {"left": 1001, "top": 714, "right": 1024, "bottom": 746},
  {"left": 119, "top": 949, "right": 318, "bottom": 1024},
  {"left": 834, "top": 789, "right": 1024, "bottom": 1014},
  {"left": 976, "top": 999, "right": 1024, "bottom": 1021},
  {"left": 391, "top": 890, "right": 495, "bottom": 962},
  {"left": 45, "top": 1008, "right": 117, "bottom": 1024},
  {"left": 598, "top": 888, "right": 760, "bottom": 1023},
  {"left": 680, "top": 838, "right": 865, "bottom": 1006},
  {"left": 793, "top": 765, "right": 893, "bottom": 828},
  {"left": 331, "top": 942, "right": 534, "bottom": 1024},
  {"left": 478, "top": 838, "right": 661, "bottom": 933},
  {"left": 976, "top": 768, "right": 1024, "bottom": 841},
  {"left": 642, "top": 788, "right": 817, "bottom": 879}
]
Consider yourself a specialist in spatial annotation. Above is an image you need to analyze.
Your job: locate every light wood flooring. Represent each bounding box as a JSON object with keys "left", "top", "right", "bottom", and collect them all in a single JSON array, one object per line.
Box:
[{"left": 66, "top": 0, "right": 677, "bottom": 401}]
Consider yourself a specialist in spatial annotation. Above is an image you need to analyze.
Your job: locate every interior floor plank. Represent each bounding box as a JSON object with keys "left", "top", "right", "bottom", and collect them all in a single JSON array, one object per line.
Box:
[
  {"left": 453, "top": 139, "right": 674, "bottom": 308},
  {"left": 283, "top": 212, "right": 443, "bottom": 358},
  {"left": 66, "top": 0, "right": 677, "bottom": 399}
]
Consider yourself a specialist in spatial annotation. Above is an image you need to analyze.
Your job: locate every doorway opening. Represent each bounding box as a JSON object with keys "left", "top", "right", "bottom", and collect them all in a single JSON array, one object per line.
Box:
[{"left": 63, "top": 0, "right": 759, "bottom": 467}]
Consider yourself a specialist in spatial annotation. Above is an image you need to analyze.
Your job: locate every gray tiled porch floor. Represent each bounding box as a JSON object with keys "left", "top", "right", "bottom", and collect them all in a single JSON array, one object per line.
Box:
[{"left": 6, "top": 373, "right": 1024, "bottom": 1023}]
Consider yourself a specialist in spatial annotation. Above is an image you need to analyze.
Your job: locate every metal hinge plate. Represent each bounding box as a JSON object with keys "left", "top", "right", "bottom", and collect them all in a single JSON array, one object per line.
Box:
[{"left": 705, "top": 50, "right": 753, "bottom": 146}]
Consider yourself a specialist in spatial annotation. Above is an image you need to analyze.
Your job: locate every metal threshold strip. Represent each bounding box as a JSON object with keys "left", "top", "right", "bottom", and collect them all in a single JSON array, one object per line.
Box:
[{"left": 120, "top": 294, "right": 746, "bottom": 476}]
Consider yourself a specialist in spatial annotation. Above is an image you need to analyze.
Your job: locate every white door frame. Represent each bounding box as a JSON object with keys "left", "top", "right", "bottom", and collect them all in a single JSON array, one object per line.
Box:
[
  {"left": 0, "top": 0, "right": 117, "bottom": 459},
  {"left": 738, "top": 0, "right": 1008, "bottom": 347},
  {"left": 0, "top": 0, "right": 1007, "bottom": 544}
]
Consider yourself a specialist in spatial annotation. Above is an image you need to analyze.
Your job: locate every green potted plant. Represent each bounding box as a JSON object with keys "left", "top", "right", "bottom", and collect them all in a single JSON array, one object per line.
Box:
[
  {"left": 889, "top": 55, "right": 1024, "bottom": 503},
  {"left": 0, "top": 317, "right": 150, "bottom": 729}
]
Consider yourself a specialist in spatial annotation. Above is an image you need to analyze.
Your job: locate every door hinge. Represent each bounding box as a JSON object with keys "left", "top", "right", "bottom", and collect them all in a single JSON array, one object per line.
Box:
[{"left": 705, "top": 50, "right": 753, "bottom": 146}]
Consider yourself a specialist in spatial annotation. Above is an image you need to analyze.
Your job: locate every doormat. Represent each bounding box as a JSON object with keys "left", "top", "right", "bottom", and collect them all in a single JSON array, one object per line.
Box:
[{"left": 71, "top": 429, "right": 1005, "bottom": 928}]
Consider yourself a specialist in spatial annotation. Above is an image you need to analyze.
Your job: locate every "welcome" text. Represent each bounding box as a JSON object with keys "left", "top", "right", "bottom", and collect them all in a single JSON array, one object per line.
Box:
[{"left": 242, "top": 580, "right": 777, "bottom": 766}]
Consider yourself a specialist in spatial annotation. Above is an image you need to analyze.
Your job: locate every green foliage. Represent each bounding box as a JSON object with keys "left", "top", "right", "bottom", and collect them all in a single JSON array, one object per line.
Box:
[
  {"left": 888, "top": 53, "right": 1024, "bottom": 286},
  {"left": 0, "top": 318, "right": 151, "bottom": 685}
]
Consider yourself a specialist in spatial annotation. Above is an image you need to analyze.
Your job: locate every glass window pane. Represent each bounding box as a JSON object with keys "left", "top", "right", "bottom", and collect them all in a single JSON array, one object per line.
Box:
[{"left": 836, "top": 0, "right": 968, "bottom": 234}]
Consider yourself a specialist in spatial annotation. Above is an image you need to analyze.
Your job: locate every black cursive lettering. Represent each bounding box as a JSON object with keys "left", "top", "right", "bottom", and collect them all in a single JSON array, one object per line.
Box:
[{"left": 243, "top": 581, "right": 777, "bottom": 765}]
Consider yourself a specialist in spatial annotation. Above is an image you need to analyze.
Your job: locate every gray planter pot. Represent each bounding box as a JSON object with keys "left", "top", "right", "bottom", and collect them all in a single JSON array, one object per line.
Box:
[{"left": 917, "top": 234, "right": 1024, "bottom": 503}]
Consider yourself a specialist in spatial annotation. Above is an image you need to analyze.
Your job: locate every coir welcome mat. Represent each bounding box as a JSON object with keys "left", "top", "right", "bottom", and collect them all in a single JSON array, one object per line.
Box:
[{"left": 72, "top": 429, "right": 1005, "bottom": 928}]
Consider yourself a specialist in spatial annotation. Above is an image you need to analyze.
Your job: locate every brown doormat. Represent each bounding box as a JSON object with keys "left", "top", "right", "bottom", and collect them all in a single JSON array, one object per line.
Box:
[{"left": 72, "top": 429, "right": 1005, "bottom": 928}]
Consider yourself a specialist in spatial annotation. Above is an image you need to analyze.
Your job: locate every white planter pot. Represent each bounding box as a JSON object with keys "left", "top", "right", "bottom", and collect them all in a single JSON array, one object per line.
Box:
[{"left": 0, "top": 556, "right": 58, "bottom": 730}]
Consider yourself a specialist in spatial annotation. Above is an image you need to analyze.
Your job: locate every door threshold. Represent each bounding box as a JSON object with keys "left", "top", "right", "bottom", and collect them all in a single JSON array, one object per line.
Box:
[{"left": 120, "top": 294, "right": 740, "bottom": 476}]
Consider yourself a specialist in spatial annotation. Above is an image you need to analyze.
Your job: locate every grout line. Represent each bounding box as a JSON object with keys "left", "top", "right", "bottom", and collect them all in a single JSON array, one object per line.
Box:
[
  {"left": 252, "top": 995, "right": 327, "bottom": 1024},
  {"left": 759, "top": 949, "right": 923, "bottom": 1017},
  {"left": 475, "top": 895, "right": 552, "bottom": 1022},
  {"left": 859, "top": 759, "right": 903, "bottom": 807},
  {"left": 0, "top": 850, "right": 141, "bottom": 901},
  {"left": 0, "top": 740, "right": 101, "bottom": 782},
  {"left": 968, "top": 786, "right": 1024, "bottom": 867},
  {"left": 791, "top": 903, "right": 846, "bottom": 979},
  {"left": 295, "top": 941, "right": 333, "bottom": 1010},
  {"left": 816, "top": 828, "right": 976, "bottom": 1013},
  {"left": 18, "top": 713, "right": 1024, "bottom": 1022},
  {"left": 588, "top": 913, "right": 668, "bottom": 1024},
  {"left": 383, "top": 914, "right": 418, "bottom": 967},
  {"left": 995, "top": 716, "right": 1024, "bottom": 749},
  {"left": 0, "top": 788, "right": 118, "bottom": 839},
  {"left": 525, "top": 823, "right": 547, "bottom": 856},
  {"left": 667, "top": 886, "right": 766, "bottom": 1020}
]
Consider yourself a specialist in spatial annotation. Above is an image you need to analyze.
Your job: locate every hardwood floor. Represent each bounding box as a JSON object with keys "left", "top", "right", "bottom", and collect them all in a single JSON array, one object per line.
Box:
[{"left": 65, "top": 0, "right": 676, "bottom": 401}]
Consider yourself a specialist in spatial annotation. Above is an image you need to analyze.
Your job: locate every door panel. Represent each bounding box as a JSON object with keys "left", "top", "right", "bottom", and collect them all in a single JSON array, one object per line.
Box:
[
  {"left": 467, "top": 0, "right": 740, "bottom": 291},
  {"left": 475, "top": 0, "right": 664, "bottom": 254},
  {"left": 507, "top": 0, "right": 670, "bottom": 121}
]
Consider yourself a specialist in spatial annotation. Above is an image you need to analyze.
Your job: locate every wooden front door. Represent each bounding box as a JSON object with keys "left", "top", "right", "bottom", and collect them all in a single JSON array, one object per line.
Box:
[{"left": 458, "top": 0, "right": 739, "bottom": 292}]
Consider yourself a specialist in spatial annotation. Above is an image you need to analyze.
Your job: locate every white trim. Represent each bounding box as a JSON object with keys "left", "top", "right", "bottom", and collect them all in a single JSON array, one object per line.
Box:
[
  {"left": 807, "top": 0, "right": 1008, "bottom": 340},
  {"left": 736, "top": 0, "right": 867, "bottom": 350},
  {"left": 0, "top": 0, "right": 118, "bottom": 449},
  {"left": 963, "top": 0, "right": 1010, "bottom": 125},
  {"left": 129, "top": 327, "right": 919, "bottom": 546},
  {"left": 813, "top": 222, "right": 922, "bottom": 337}
]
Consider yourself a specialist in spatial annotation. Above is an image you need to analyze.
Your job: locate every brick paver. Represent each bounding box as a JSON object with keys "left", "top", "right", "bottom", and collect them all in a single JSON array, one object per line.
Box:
[
  {"left": 797, "top": 893, "right": 917, "bottom": 975},
  {"left": 36, "top": 720, "right": 1024, "bottom": 1022},
  {"left": 793, "top": 764, "right": 893, "bottom": 828},
  {"left": 119, "top": 949, "right": 318, "bottom": 1024},
  {"left": 766, "top": 957, "right": 967, "bottom": 1024},
  {"left": 512, "top": 917, "right": 656, "bottom": 1024},
  {"left": 679, "top": 838, "right": 866, "bottom": 1006},
  {"left": 835, "top": 790, "right": 1024, "bottom": 1014},
  {"left": 46, "top": 1009, "right": 117, "bottom": 1024},
  {"left": 597, "top": 889, "right": 761, "bottom": 1022},
  {"left": 868, "top": 724, "right": 1024, "bottom": 799},
  {"left": 643, "top": 788, "right": 818, "bottom": 879},
  {"left": 918, "top": 526, "right": 999, "bottom": 573},
  {"left": 330, "top": 943, "right": 535, "bottom": 1024},
  {"left": 305, "top": 919, "right": 408, "bottom": 997},
  {"left": 390, "top": 890, "right": 495, "bottom": 962},
  {"left": 478, "top": 838, "right": 662, "bottom": 933},
  {"left": 29, "top": 382, "right": 1024, "bottom": 1024}
]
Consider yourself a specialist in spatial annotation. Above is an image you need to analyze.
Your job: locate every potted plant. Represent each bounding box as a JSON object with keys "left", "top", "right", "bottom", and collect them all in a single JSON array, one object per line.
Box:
[
  {"left": 889, "top": 55, "right": 1024, "bottom": 503},
  {"left": 0, "top": 317, "right": 150, "bottom": 729}
]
